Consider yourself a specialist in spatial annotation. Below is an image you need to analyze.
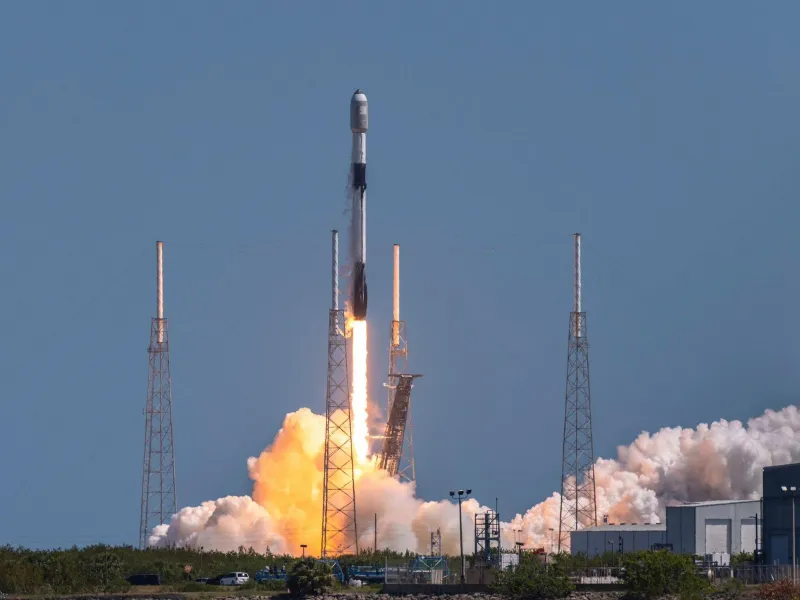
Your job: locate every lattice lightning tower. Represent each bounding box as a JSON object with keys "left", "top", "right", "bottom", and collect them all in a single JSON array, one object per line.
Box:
[
  {"left": 321, "top": 230, "right": 359, "bottom": 557},
  {"left": 557, "top": 233, "right": 597, "bottom": 552},
  {"left": 139, "top": 241, "right": 178, "bottom": 549}
]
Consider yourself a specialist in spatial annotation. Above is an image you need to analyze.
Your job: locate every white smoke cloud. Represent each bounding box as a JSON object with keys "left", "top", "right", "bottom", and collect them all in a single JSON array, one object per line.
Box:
[
  {"left": 149, "top": 496, "right": 290, "bottom": 553},
  {"left": 149, "top": 405, "right": 800, "bottom": 554}
]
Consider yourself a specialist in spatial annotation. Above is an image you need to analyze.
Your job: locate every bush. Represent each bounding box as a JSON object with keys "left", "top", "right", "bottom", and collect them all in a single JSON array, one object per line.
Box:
[
  {"left": 491, "top": 556, "right": 574, "bottom": 599},
  {"left": 287, "top": 559, "right": 334, "bottom": 597},
  {"left": 731, "top": 552, "right": 755, "bottom": 567},
  {"left": 258, "top": 579, "right": 290, "bottom": 592},
  {"left": 759, "top": 579, "right": 800, "bottom": 600},
  {"left": 620, "top": 550, "right": 710, "bottom": 600},
  {"left": 716, "top": 577, "right": 744, "bottom": 600}
]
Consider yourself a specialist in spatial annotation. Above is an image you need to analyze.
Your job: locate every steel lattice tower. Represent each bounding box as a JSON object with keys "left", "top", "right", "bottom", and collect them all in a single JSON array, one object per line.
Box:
[
  {"left": 139, "top": 241, "right": 177, "bottom": 549},
  {"left": 321, "top": 230, "right": 359, "bottom": 557},
  {"left": 557, "top": 233, "right": 597, "bottom": 552}
]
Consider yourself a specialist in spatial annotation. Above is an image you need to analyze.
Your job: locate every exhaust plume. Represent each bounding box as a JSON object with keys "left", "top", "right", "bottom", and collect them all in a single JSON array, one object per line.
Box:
[{"left": 150, "top": 404, "right": 800, "bottom": 554}]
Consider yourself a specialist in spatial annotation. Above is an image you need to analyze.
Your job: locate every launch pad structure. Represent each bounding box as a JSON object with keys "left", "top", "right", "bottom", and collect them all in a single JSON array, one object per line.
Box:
[
  {"left": 557, "top": 233, "right": 598, "bottom": 552},
  {"left": 139, "top": 241, "right": 178, "bottom": 549},
  {"left": 378, "top": 244, "right": 420, "bottom": 481},
  {"left": 321, "top": 230, "right": 359, "bottom": 557}
]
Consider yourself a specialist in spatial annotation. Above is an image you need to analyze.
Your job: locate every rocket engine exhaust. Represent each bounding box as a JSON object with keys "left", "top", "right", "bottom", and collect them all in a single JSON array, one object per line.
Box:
[{"left": 350, "top": 90, "right": 368, "bottom": 320}]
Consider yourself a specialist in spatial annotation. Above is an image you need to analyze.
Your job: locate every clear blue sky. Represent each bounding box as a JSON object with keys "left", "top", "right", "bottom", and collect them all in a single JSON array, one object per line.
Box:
[{"left": 1, "top": 2, "right": 799, "bottom": 548}]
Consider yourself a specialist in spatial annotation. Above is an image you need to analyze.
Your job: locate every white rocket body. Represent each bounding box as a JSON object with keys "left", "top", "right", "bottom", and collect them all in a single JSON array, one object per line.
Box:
[{"left": 350, "top": 90, "right": 368, "bottom": 319}]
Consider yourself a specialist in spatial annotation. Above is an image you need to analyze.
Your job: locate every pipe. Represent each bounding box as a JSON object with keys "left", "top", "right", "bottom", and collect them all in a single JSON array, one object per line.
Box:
[
  {"left": 392, "top": 244, "right": 400, "bottom": 346},
  {"left": 332, "top": 230, "right": 339, "bottom": 311},
  {"left": 574, "top": 233, "right": 581, "bottom": 338},
  {"left": 156, "top": 241, "right": 164, "bottom": 343}
]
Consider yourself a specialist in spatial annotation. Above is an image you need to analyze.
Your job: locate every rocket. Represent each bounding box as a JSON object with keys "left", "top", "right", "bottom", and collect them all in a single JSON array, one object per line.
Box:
[{"left": 350, "top": 90, "right": 368, "bottom": 320}]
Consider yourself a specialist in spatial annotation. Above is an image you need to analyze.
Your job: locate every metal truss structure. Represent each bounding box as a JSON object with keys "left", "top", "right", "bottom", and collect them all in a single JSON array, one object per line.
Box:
[{"left": 558, "top": 234, "right": 598, "bottom": 552}]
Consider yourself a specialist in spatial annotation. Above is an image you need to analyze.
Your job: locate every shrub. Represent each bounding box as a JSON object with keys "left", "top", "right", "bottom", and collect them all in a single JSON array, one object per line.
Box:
[
  {"left": 287, "top": 559, "right": 334, "bottom": 597},
  {"left": 258, "top": 579, "right": 290, "bottom": 592},
  {"left": 716, "top": 577, "right": 744, "bottom": 600},
  {"left": 759, "top": 579, "right": 800, "bottom": 600},
  {"left": 620, "top": 550, "right": 710, "bottom": 600},
  {"left": 491, "top": 555, "right": 574, "bottom": 599}
]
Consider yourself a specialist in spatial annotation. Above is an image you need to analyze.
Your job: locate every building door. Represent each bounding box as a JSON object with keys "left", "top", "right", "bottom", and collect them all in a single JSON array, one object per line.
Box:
[
  {"left": 770, "top": 535, "right": 789, "bottom": 565},
  {"left": 705, "top": 519, "right": 731, "bottom": 554},
  {"left": 740, "top": 518, "right": 756, "bottom": 554}
]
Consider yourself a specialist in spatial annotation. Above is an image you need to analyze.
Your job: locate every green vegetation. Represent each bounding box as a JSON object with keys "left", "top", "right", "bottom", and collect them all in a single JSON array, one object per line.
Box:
[
  {"left": 731, "top": 552, "right": 755, "bottom": 567},
  {"left": 491, "top": 553, "right": 574, "bottom": 599},
  {"left": 716, "top": 577, "right": 745, "bottom": 600},
  {"left": 620, "top": 550, "right": 711, "bottom": 600},
  {"left": 0, "top": 544, "right": 438, "bottom": 596},
  {"left": 0, "top": 544, "right": 290, "bottom": 595},
  {"left": 287, "top": 559, "right": 334, "bottom": 597}
]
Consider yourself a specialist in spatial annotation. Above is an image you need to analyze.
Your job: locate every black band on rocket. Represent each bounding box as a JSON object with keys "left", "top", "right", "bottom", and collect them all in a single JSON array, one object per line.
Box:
[{"left": 353, "top": 163, "right": 367, "bottom": 189}]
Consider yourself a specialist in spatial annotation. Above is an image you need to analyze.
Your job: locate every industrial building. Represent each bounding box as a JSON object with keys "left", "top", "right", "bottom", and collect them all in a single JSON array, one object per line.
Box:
[
  {"left": 570, "top": 523, "right": 666, "bottom": 557},
  {"left": 762, "top": 462, "right": 800, "bottom": 565},
  {"left": 665, "top": 499, "right": 760, "bottom": 562},
  {"left": 570, "top": 499, "right": 760, "bottom": 563}
]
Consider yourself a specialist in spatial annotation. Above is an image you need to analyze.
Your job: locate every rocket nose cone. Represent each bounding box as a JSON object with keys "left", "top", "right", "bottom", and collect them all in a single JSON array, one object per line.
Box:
[{"left": 350, "top": 89, "right": 368, "bottom": 132}]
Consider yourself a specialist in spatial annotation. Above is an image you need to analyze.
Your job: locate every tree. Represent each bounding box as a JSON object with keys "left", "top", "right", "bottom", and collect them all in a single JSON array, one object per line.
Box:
[
  {"left": 491, "top": 554, "right": 574, "bottom": 599},
  {"left": 620, "top": 550, "right": 710, "bottom": 600},
  {"left": 287, "top": 558, "right": 334, "bottom": 597}
]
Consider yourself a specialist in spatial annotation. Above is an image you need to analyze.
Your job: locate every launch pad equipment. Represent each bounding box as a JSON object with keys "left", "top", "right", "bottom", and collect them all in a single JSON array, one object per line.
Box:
[
  {"left": 378, "top": 374, "right": 422, "bottom": 476},
  {"left": 474, "top": 510, "right": 501, "bottom": 568}
]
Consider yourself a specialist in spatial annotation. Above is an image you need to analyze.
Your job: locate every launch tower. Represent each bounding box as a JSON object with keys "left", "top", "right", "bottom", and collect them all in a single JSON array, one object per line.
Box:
[
  {"left": 557, "top": 233, "right": 598, "bottom": 552},
  {"left": 378, "top": 244, "right": 419, "bottom": 480},
  {"left": 139, "top": 241, "right": 178, "bottom": 549},
  {"left": 321, "top": 230, "right": 359, "bottom": 556}
]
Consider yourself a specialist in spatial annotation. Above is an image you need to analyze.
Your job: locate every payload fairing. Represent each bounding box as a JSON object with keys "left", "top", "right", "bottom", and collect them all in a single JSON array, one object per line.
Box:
[{"left": 350, "top": 90, "right": 368, "bottom": 320}]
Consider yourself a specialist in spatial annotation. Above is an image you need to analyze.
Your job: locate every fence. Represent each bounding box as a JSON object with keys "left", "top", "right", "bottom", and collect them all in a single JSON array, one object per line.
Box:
[
  {"left": 568, "top": 564, "right": 797, "bottom": 585},
  {"left": 732, "top": 565, "right": 794, "bottom": 584},
  {"left": 569, "top": 567, "right": 624, "bottom": 584},
  {"left": 383, "top": 557, "right": 457, "bottom": 584}
]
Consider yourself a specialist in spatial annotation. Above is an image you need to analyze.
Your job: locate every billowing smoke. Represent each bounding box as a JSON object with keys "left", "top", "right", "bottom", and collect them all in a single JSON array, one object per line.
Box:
[{"left": 149, "top": 405, "right": 800, "bottom": 554}]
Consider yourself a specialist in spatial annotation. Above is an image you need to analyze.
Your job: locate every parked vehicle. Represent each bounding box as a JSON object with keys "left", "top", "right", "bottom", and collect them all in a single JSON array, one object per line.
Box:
[
  {"left": 219, "top": 572, "right": 249, "bottom": 586},
  {"left": 127, "top": 573, "right": 161, "bottom": 586}
]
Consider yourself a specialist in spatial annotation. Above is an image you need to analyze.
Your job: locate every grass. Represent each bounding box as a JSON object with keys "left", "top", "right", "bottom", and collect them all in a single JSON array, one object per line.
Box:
[{"left": 9, "top": 582, "right": 386, "bottom": 598}]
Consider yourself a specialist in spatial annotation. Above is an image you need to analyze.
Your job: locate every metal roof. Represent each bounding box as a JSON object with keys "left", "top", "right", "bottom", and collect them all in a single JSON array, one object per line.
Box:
[
  {"left": 676, "top": 499, "right": 759, "bottom": 507},
  {"left": 574, "top": 523, "right": 665, "bottom": 533}
]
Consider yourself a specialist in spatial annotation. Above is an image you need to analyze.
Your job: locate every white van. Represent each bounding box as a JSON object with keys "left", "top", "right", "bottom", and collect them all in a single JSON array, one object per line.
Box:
[{"left": 220, "top": 572, "right": 249, "bottom": 586}]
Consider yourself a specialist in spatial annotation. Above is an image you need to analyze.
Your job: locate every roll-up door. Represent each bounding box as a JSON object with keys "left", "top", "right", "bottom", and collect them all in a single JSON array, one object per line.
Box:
[{"left": 705, "top": 519, "right": 731, "bottom": 554}]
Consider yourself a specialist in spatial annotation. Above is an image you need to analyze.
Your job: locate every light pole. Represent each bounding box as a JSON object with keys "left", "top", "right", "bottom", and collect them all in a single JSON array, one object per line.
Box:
[
  {"left": 549, "top": 527, "right": 554, "bottom": 555},
  {"left": 782, "top": 486, "right": 797, "bottom": 583},
  {"left": 300, "top": 544, "right": 307, "bottom": 559},
  {"left": 450, "top": 489, "right": 472, "bottom": 584},
  {"left": 199, "top": 546, "right": 204, "bottom": 578}
]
